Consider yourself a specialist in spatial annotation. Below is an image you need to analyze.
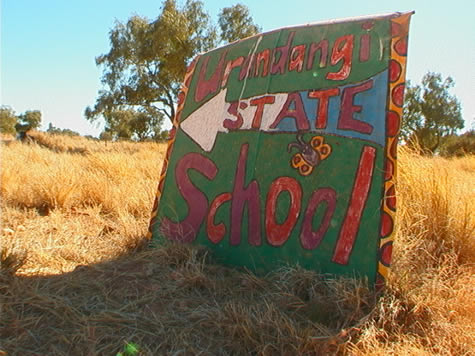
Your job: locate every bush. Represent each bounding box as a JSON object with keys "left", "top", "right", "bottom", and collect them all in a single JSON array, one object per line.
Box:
[
  {"left": 440, "top": 130, "right": 475, "bottom": 156},
  {"left": 0, "top": 106, "right": 17, "bottom": 135}
]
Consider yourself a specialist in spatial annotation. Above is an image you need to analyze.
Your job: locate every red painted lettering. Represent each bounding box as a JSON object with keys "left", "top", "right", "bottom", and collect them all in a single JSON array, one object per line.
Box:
[
  {"left": 255, "top": 49, "right": 271, "bottom": 77},
  {"left": 308, "top": 88, "right": 340, "bottom": 129},
  {"left": 359, "top": 34, "right": 370, "bottom": 62},
  {"left": 359, "top": 22, "right": 374, "bottom": 62},
  {"left": 270, "top": 92, "right": 310, "bottom": 130},
  {"left": 207, "top": 192, "right": 232, "bottom": 244},
  {"left": 271, "top": 32, "right": 295, "bottom": 75},
  {"left": 239, "top": 53, "right": 255, "bottom": 80},
  {"left": 195, "top": 51, "right": 227, "bottom": 103},
  {"left": 289, "top": 44, "right": 306, "bottom": 72},
  {"left": 338, "top": 80, "right": 374, "bottom": 134},
  {"left": 161, "top": 153, "right": 217, "bottom": 243},
  {"left": 332, "top": 145, "right": 376, "bottom": 264},
  {"left": 265, "top": 177, "right": 302, "bottom": 246},
  {"left": 326, "top": 35, "right": 354, "bottom": 81},
  {"left": 250, "top": 96, "right": 275, "bottom": 129},
  {"left": 230, "top": 144, "right": 261, "bottom": 246},
  {"left": 222, "top": 56, "right": 245, "bottom": 88},
  {"left": 223, "top": 102, "right": 244, "bottom": 130},
  {"left": 300, "top": 188, "right": 337, "bottom": 250},
  {"left": 307, "top": 40, "right": 328, "bottom": 70}
]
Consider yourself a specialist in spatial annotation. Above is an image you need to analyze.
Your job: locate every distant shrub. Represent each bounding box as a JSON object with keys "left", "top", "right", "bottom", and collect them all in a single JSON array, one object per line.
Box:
[
  {"left": 440, "top": 130, "right": 475, "bottom": 157},
  {"left": 99, "top": 131, "right": 113, "bottom": 141},
  {"left": 46, "top": 123, "right": 80, "bottom": 136},
  {"left": 0, "top": 106, "right": 17, "bottom": 135}
]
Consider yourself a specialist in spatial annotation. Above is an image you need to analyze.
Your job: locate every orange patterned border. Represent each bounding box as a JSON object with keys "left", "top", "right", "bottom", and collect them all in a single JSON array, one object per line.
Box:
[
  {"left": 147, "top": 56, "right": 201, "bottom": 239},
  {"left": 376, "top": 12, "right": 413, "bottom": 288}
]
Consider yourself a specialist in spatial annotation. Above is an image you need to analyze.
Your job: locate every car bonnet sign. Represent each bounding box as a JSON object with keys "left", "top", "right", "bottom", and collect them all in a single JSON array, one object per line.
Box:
[{"left": 149, "top": 12, "right": 413, "bottom": 286}]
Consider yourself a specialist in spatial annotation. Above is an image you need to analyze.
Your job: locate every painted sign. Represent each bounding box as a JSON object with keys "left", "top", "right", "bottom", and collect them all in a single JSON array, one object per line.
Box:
[{"left": 149, "top": 12, "right": 413, "bottom": 286}]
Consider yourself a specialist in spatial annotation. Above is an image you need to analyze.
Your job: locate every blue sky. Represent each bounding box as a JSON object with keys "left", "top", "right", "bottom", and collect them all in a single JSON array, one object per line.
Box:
[{"left": 2, "top": 0, "right": 474, "bottom": 136}]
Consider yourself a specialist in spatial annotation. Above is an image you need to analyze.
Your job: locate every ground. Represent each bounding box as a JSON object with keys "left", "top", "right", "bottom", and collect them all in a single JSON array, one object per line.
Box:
[{"left": 1, "top": 131, "right": 474, "bottom": 355}]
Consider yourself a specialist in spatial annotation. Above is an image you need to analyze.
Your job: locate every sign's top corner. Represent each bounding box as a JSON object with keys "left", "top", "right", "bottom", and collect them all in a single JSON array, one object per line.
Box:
[
  {"left": 268, "top": 11, "right": 414, "bottom": 32},
  {"left": 198, "top": 11, "right": 414, "bottom": 56}
]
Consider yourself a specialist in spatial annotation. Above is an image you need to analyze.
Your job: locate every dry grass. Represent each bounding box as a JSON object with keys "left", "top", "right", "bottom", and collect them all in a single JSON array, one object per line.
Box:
[
  {"left": 1, "top": 132, "right": 165, "bottom": 218},
  {"left": 1, "top": 133, "right": 474, "bottom": 355},
  {"left": 23, "top": 130, "right": 162, "bottom": 155}
]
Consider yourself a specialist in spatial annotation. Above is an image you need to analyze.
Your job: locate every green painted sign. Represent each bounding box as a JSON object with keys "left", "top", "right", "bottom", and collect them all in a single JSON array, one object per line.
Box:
[{"left": 149, "top": 12, "right": 413, "bottom": 286}]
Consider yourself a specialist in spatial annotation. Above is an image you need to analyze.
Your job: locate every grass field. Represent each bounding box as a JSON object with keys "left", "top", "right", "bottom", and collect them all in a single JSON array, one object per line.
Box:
[{"left": 1, "top": 131, "right": 474, "bottom": 355}]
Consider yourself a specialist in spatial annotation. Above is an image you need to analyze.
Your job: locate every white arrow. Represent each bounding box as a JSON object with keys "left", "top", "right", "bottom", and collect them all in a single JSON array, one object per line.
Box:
[
  {"left": 180, "top": 88, "right": 288, "bottom": 152},
  {"left": 180, "top": 88, "right": 229, "bottom": 152}
]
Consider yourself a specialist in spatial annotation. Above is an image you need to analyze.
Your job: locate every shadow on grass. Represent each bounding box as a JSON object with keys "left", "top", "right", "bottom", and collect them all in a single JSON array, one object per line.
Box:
[{"left": 1, "top": 242, "right": 379, "bottom": 355}]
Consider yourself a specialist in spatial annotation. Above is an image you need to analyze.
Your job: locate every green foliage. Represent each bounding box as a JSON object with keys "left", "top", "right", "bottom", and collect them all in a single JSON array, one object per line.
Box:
[
  {"left": 1, "top": 107, "right": 44, "bottom": 136},
  {"left": 47, "top": 123, "right": 80, "bottom": 136},
  {"left": 116, "top": 342, "right": 139, "bottom": 356},
  {"left": 218, "top": 3, "right": 261, "bottom": 43},
  {"left": 85, "top": 0, "right": 217, "bottom": 130},
  {"left": 155, "top": 129, "right": 170, "bottom": 142},
  {"left": 86, "top": 0, "right": 259, "bottom": 141},
  {"left": 0, "top": 106, "right": 17, "bottom": 135},
  {"left": 98, "top": 109, "right": 164, "bottom": 141},
  {"left": 402, "top": 72, "right": 464, "bottom": 153},
  {"left": 439, "top": 130, "right": 475, "bottom": 157},
  {"left": 15, "top": 110, "right": 42, "bottom": 133},
  {"left": 99, "top": 131, "right": 113, "bottom": 141}
]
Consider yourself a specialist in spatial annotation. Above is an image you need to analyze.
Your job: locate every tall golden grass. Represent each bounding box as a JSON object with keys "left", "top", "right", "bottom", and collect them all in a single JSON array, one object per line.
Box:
[{"left": 1, "top": 132, "right": 474, "bottom": 355}]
